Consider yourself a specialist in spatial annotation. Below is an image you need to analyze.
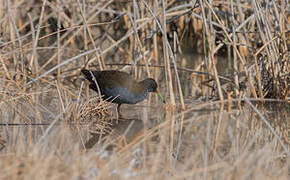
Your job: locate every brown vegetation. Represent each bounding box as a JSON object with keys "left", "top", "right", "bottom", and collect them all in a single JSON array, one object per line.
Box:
[{"left": 0, "top": 0, "right": 289, "bottom": 179}]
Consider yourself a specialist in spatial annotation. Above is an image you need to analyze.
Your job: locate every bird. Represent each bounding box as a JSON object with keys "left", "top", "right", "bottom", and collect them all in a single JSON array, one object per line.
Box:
[{"left": 81, "top": 69, "right": 165, "bottom": 116}]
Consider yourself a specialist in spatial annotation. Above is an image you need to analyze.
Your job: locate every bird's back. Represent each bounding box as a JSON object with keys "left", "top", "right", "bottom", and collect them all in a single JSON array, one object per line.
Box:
[
  {"left": 82, "top": 70, "right": 137, "bottom": 89},
  {"left": 81, "top": 69, "right": 147, "bottom": 104}
]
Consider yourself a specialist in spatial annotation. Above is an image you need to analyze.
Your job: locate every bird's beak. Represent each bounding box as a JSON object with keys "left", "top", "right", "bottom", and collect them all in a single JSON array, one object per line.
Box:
[{"left": 156, "top": 89, "right": 165, "bottom": 104}]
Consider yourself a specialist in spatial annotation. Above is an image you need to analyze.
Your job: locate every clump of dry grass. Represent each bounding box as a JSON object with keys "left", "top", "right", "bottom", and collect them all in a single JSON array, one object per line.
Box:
[
  {"left": 0, "top": 0, "right": 289, "bottom": 179},
  {"left": 78, "top": 96, "right": 114, "bottom": 134}
]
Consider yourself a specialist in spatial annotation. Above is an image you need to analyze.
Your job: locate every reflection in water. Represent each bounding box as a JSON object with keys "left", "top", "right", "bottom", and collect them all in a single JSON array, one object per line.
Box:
[
  {"left": 0, "top": 53, "right": 288, "bottom": 178},
  {"left": 83, "top": 101, "right": 166, "bottom": 149},
  {"left": 0, "top": 99, "right": 288, "bottom": 178},
  {"left": 85, "top": 119, "right": 144, "bottom": 149}
]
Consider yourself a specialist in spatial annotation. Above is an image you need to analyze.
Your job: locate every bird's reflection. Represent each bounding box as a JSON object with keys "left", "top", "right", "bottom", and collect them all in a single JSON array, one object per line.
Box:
[{"left": 85, "top": 118, "right": 144, "bottom": 149}]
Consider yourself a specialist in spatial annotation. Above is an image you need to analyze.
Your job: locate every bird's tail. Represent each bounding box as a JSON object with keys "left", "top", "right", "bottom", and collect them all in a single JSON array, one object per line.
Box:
[{"left": 81, "top": 69, "right": 94, "bottom": 82}]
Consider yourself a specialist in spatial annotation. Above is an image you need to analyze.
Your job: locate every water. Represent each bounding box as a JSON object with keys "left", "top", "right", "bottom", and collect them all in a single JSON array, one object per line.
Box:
[{"left": 0, "top": 53, "right": 288, "bottom": 179}]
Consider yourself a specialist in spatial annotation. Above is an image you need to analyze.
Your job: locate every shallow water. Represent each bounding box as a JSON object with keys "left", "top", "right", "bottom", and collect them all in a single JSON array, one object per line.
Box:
[
  {"left": 1, "top": 53, "right": 288, "bottom": 149},
  {"left": 0, "top": 53, "right": 288, "bottom": 179}
]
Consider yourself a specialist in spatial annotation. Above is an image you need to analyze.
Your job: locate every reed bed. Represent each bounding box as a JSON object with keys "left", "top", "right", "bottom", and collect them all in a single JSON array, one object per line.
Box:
[{"left": 0, "top": 0, "right": 289, "bottom": 179}]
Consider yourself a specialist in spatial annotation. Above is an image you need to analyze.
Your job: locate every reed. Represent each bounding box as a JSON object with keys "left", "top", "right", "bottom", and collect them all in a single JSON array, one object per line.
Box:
[{"left": 0, "top": 0, "right": 288, "bottom": 179}]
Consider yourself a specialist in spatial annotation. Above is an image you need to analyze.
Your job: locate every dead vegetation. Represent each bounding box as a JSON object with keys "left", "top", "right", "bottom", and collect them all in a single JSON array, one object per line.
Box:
[{"left": 0, "top": 0, "right": 289, "bottom": 179}]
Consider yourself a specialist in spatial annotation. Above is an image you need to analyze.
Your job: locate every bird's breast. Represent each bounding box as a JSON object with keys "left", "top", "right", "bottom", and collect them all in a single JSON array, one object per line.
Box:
[{"left": 102, "top": 87, "right": 148, "bottom": 104}]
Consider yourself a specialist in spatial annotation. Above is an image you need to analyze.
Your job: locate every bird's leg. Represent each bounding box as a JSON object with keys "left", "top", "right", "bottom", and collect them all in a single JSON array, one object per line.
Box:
[{"left": 116, "top": 104, "right": 122, "bottom": 120}]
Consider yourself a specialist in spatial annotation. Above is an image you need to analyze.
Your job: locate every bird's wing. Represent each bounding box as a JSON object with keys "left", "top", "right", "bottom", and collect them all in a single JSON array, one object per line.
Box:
[{"left": 95, "top": 71, "right": 138, "bottom": 91}]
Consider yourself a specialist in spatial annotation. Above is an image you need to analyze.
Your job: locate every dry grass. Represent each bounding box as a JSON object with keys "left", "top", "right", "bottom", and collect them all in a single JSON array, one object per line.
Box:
[{"left": 0, "top": 0, "right": 289, "bottom": 179}]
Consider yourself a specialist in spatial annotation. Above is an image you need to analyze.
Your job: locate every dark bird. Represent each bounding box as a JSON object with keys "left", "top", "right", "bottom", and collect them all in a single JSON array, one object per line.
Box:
[{"left": 81, "top": 69, "right": 165, "bottom": 116}]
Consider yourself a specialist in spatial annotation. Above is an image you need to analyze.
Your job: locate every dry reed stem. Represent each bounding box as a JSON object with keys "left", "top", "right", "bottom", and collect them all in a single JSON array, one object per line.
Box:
[{"left": 0, "top": 1, "right": 288, "bottom": 179}]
